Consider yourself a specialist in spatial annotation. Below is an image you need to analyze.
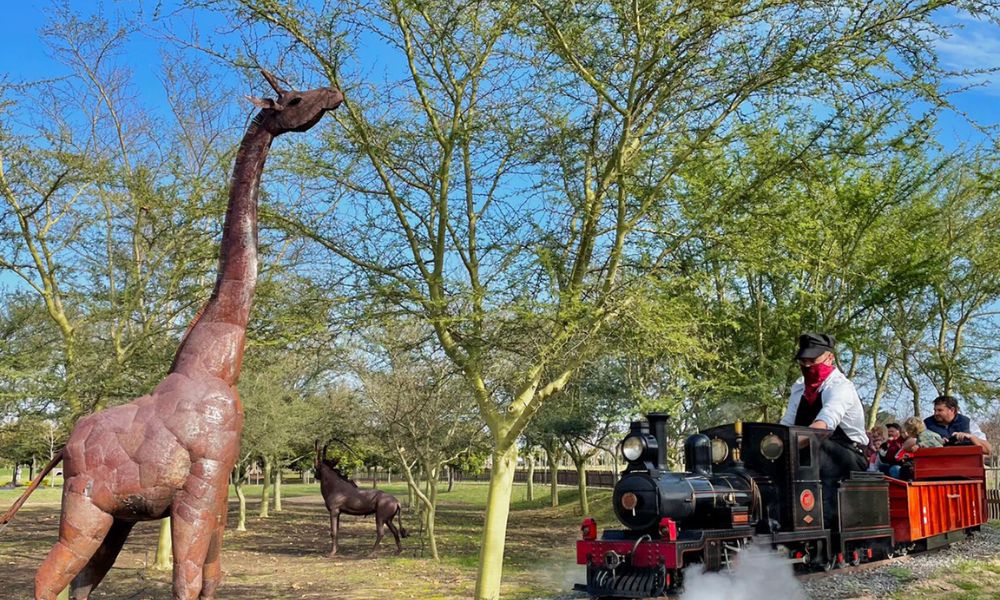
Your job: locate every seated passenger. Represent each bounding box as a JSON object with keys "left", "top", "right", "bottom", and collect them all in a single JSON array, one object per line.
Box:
[
  {"left": 923, "top": 395, "right": 992, "bottom": 457},
  {"left": 888, "top": 417, "right": 943, "bottom": 479},
  {"left": 877, "top": 423, "right": 903, "bottom": 475},
  {"left": 866, "top": 424, "right": 887, "bottom": 472}
]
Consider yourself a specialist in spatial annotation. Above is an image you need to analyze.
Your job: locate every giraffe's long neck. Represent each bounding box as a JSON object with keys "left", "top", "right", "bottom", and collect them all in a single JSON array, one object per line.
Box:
[{"left": 170, "top": 119, "right": 274, "bottom": 385}]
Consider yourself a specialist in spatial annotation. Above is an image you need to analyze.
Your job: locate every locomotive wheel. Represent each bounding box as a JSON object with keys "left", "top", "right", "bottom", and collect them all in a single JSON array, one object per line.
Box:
[{"left": 849, "top": 550, "right": 861, "bottom": 567}]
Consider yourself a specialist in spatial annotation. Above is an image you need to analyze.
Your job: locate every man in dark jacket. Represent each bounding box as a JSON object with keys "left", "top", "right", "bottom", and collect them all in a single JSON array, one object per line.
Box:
[{"left": 923, "top": 395, "right": 992, "bottom": 456}]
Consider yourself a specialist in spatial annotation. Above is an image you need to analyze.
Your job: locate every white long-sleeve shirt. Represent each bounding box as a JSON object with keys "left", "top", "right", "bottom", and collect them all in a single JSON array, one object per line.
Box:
[
  {"left": 970, "top": 420, "right": 988, "bottom": 441},
  {"left": 779, "top": 368, "right": 869, "bottom": 446}
]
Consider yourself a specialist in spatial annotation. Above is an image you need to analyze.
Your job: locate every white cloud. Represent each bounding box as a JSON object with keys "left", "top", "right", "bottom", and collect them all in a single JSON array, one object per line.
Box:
[{"left": 933, "top": 11, "right": 1000, "bottom": 95}]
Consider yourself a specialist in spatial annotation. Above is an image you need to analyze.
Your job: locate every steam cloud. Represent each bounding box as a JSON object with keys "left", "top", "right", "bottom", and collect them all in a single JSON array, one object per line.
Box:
[{"left": 679, "top": 545, "right": 806, "bottom": 600}]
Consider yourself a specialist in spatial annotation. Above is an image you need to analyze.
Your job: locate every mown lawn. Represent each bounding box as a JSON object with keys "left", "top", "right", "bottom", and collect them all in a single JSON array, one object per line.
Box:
[{"left": 1, "top": 475, "right": 613, "bottom": 599}]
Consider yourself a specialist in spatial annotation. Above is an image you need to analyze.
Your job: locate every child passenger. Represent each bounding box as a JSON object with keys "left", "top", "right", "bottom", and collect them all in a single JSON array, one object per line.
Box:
[
  {"left": 888, "top": 417, "right": 943, "bottom": 479},
  {"left": 899, "top": 416, "right": 944, "bottom": 454},
  {"left": 866, "top": 425, "right": 888, "bottom": 472},
  {"left": 878, "top": 423, "right": 903, "bottom": 475}
]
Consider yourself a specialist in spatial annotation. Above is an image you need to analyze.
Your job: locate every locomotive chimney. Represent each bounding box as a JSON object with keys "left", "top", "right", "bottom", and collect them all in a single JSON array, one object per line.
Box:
[{"left": 646, "top": 413, "right": 670, "bottom": 470}]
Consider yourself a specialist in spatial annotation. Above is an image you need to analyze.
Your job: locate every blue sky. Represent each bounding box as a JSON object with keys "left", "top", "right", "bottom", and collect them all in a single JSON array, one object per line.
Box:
[
  {"left": 2, "top": 2, "right": 999, "bottom": 302},
  {"left": 2, "top": 3, "right": 997, "bottom": 145}
]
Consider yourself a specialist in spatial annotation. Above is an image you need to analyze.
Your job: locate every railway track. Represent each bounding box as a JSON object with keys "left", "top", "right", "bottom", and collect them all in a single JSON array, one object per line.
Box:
[
  {"left": 794, "top": 553, "right": 913, "bottom": 582},
  {"left": 576, "top": 553, "right": 923, "bottom": 599}
]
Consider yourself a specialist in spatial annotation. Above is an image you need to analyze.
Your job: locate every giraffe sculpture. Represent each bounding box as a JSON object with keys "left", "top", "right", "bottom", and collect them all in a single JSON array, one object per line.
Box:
[{"left": 0, "top": 71, "right": 343, "bottom": 600}]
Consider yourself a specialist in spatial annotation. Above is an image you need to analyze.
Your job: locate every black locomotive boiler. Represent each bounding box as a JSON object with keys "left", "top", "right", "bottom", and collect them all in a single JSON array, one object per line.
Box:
[{"left": 574, "top": 413, "right": 988, "bottom": 598}]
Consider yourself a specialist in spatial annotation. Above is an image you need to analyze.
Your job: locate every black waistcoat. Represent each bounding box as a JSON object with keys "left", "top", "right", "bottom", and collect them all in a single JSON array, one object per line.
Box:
[{"left": 794, "top": 389, "right": 854, "bottom": 446}]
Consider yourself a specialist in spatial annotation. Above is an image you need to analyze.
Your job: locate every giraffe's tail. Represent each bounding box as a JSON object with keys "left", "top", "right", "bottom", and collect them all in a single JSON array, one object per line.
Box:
[{"left": 0, "top": 449, "right": 64, "bottom": 532}]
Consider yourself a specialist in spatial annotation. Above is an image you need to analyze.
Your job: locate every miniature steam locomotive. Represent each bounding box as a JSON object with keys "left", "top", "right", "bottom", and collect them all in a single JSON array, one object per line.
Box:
[{"left": 575, "top": 413, "right": 988, "bottom": 598}]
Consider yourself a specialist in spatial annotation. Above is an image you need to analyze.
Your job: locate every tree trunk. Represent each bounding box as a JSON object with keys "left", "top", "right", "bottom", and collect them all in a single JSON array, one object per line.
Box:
[
  {"left": 152, "top": 517, "right": 172, "bottom": 570},
  {"left": 446, "top": 465, "right": 454, "bottom": 492},
  {"left": 574, "top": 457, "right": 589, "bottom": 515},
  {"left": 259, "top": 457, "right": 272, "bottom": 518},
  {"left": 235, "top": 478, "right": 247, "bottom": 532},
  {"left": 12, "top": 464, "right": 20, "bottom": 487},
  {"left": 427, "top": 467, "right": 439, "bottom": 560},
  {"left": 867, "top": 355, "right": 894, "bottom": 428},
  {"left": 273, "top": 464, "right": 283, "bottom": 513},
  {"left": 526, "top": 454, "right": 535, "bottom": 502},
  {"left": 48, "top": 452, "right": 58, "bottom": 488},
  {"left": 546, "top": 448, "right": 559, "bottom": 507},
  {"left": 29, "top": 457, "right": 36, "bottom": 482},
  {"left": 901, "top": 353, "right": 921, "bottom": 417},
  {"left": 474, "top": 444, "right": 517, "bottom": 600}
]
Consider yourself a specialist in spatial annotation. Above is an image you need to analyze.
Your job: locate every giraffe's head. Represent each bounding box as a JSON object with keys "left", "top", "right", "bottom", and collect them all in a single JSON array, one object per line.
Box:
[{"left": 247, "top": 70, "right": 344, "bottom": 136}]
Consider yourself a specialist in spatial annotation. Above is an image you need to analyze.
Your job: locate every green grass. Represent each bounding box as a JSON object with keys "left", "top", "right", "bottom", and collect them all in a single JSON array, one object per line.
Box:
[
  {"left": 1, "top": 478, "right": 607, "bottom": 599},
  {"left": 0, "top": 466, "right": 64, "bottom": 504}
]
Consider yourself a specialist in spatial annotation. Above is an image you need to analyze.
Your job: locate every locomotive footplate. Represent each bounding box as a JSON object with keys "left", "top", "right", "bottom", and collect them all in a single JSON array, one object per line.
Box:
[{"left": 575, "top": 564, "right": 668, "bottom": 598}]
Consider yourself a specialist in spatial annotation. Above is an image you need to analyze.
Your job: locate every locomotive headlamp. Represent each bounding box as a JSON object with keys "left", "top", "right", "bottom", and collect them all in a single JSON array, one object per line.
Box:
[
  {"left": 760, "top": 433, "right": 784, "bottom": 461},
  {"left": 622, "top": 436, "right": 646, "bottom": 461},
  {"left": 710, "top": 438, "right": 729, "bottom": 464}
]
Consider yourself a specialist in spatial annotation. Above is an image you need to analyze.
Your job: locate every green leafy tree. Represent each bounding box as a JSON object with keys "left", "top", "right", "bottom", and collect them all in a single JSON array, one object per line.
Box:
[
  {"left": 184, "top": 1, "right": 1000, "bottom": 595},
  {"left": 357, "top": 322, "right": 485, "bottom": 559}
]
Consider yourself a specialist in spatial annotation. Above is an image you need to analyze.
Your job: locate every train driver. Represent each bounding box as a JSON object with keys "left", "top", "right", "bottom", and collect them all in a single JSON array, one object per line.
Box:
[{"left": 779, "top": 332, "right": 869, "bottom": 529}]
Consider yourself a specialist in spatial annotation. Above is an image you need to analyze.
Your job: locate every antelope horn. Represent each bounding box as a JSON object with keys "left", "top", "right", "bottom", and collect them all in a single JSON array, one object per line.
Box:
[{"left": 260, "top": 69, "right": 287, "bottom": 95}]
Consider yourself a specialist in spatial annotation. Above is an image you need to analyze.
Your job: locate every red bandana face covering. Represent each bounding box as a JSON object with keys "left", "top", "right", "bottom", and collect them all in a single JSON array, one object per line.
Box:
[{"left": 801, "top": 363, "right": 835, "bottom": 404}]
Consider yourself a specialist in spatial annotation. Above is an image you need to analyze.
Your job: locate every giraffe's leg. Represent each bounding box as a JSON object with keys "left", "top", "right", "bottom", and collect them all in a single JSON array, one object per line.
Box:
[
  {"left": 171, "top": 461, "right": 226, "bottom": 600},
  {"left": 198, "top": 511, "right": 227, "bottom": 599},
  {"left": 69, "top": 518, "right": 135, "bottom": 599},
  {"left": 35, "top": 489, "right": 114, "bottom": 600}
]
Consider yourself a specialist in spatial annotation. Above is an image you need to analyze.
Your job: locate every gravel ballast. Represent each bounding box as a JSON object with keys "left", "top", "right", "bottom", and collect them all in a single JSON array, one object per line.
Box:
[{"left": 800, "top": 524, "right": 1000, "bottom": 599}]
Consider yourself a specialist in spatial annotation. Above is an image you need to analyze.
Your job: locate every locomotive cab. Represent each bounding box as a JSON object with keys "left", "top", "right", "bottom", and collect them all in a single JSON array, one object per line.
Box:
[{"left": 700, "top": 422, "right": 825, "bottom": 533}]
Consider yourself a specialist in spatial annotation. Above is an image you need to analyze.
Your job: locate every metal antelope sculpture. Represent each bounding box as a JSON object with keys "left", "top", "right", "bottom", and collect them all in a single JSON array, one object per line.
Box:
[
  {"left": 1, "top": 71, "right": 343, "bottom": 600},
  {"left": 315, "top": 443, "right": 407, "bottom": 557}
]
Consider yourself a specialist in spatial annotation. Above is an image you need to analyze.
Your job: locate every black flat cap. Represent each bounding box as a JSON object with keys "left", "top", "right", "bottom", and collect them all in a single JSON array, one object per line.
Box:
[{"left": 795, "top": 332, "right": 835, "bottom": 360}]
